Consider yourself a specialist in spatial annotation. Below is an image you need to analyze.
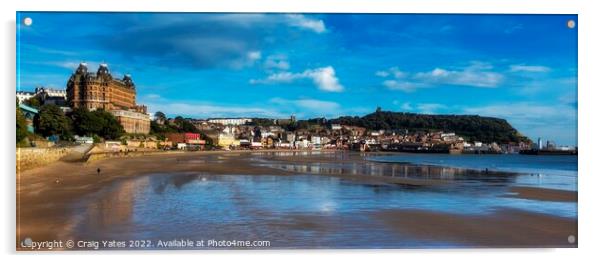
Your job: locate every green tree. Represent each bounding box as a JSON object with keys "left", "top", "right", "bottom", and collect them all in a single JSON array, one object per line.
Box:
[
  {"left": 33, "top": 104, "right": 72, "bottom": 140},
  {"left": 154, "top": 111, "right": 166, "bottom": 123},
  {"left": 96, "top": 109, "right": 125, "bottom": 139},
  {"left": 23, "top": 97, "right": 41, "bottom": 108},
  {"left": 171, "top": 116, "right": 198, "bottom": 133},
  {"left": 69, "top": 108, "right": 125, "bottom": 140},
  {"left": 16, "top": 106, "right": 28, "bottom": 144},
  {"left": 330, "top": 110, "right": 530, "bottom": 144},
  {"left": 70, "top": 107, "right": 103, "bottom": 136}
]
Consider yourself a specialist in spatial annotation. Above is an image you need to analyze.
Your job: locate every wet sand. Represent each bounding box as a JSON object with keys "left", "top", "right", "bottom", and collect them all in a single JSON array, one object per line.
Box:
[
  {"left": 16, "top": 150, "right": 577, "bottom": 249},
  {"left": 505, "top": 186, "right": 578, "bottom": 202},
  {"left": 374, "top": 208, "right": 577, "bottom": 247},
  {"left": 17, "top": 151, "right": 289, "bottom": 246}
]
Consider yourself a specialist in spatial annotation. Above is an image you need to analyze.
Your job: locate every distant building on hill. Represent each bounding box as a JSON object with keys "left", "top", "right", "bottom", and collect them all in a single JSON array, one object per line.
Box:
[
  {"left": 207, "top": 118, "right": 252, "bottom": 126},
  {"left": 35, "top": 87, "right": 67, "bottom": 106},
  {"left": 66, "top": 63, "right": 150, "bottom": 134},
  {"left": 16, "top": 91, "right": 34, "bottom": 103},
  {"left": 16, "top": 87, "right": 67, "bottom": 105}
]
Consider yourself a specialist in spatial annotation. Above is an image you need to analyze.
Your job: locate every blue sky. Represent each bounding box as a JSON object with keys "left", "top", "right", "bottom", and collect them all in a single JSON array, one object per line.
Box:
[{"left": 16, "top": 13, "right": 577, "bottom": 145}]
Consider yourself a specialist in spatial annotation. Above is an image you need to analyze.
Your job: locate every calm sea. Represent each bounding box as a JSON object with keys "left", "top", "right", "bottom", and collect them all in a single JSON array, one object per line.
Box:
[{"left": 369, "top": 153, "right": 577, "bottom": 191}]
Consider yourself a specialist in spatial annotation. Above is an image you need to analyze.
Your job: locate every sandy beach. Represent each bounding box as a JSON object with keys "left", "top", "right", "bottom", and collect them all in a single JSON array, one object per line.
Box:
[{"left": 16, "top": 150, "right": 577, "bottom": 249}]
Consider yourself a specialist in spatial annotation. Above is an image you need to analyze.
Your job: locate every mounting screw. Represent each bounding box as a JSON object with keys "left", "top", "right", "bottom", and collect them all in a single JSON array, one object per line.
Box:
[
  {"left": 23, "top": 17, "right": 32, "bottom": 26},
  {"left": 568, "top": 235, "right": 576, "bottom": 244},
  {"left": 567, "top": 20, "right": 576, "bottom": 29}
]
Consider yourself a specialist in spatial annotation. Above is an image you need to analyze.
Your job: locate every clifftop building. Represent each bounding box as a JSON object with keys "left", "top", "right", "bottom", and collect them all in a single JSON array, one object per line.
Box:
[
  {"left": 17, "top": 87, "right": 67, "bottom": 105},
  {"left": 66, "top": 63, "right": 150, "bottom": 134}
]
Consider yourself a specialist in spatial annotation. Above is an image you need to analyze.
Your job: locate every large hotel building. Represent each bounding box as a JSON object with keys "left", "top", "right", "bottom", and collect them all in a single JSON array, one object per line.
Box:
[{"left": 66, "top": 63, "right": 150, "bottom": 134}]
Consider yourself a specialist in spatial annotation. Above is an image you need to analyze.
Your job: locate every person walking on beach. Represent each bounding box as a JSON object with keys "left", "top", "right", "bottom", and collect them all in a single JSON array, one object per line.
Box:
[{"left": 97, "top": 168, "right": 101, "bottom": 176}]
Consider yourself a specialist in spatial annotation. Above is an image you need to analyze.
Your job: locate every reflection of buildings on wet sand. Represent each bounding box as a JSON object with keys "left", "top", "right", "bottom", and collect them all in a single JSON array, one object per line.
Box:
[
  {"left": 79, "top": 176, "right": 150, "bottom": 236},
  {"left": 274, "top": 160, "right": 514, "bottom": 181}
]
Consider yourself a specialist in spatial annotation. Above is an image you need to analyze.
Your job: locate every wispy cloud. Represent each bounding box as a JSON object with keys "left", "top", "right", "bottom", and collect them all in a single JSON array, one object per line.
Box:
[
  {"left": 461, "top": 102, "right": 577, "bottom": 144},
  {"left": 285, "top": 14, "right": 326, "bottom": 33},
  {"left": 263, "top": 54, "right": 290, "bottom": 71},
  {"left": 462, "top": 103, "right": 576, "bottom": 127},
  {"left": 376, "top": 61, "right": 504, "bottom": 92},
  {"left": 414, "top": 64, "right": 503, "bottom": 88},
  {"left": 144, "top": 101, "right": 282, "bottom": 118},
  {"left": 268, "top": 97, "right": 370, "bottom": 118},
  {"left": 375, "top": 67, "right": 406, "bottom": 78},
  {"left": 17, "top": 73, "right": 67, "bottom": 90},
  {"left": 504, "top": 23, "right": 524, "bottom": 34},
  {"left": 393, "top": 101, "right": 447, "bottom": 114},
  {"left": 144, "top": 94, "right": 161, "bottom": 99},
  {"left": 92, "top": 14, "right": 327, "bottom": 69},
  {"left": 382, "top": 80, "right": 422, "bottom": 92},
  {"left": 21, "top": 44, "right": 78, "bottom": 56},
  {"left": 509, "top": 64, "right": 551, "bottom": 73},
  {"left": 416, "top": 103, "right": 447, "bottom": 114},
  {"left": 251, "top": 66, "right": 344, "bottom": 92},
  {"left": 270, "top": 97, "right": 340, "bottom": 112}
]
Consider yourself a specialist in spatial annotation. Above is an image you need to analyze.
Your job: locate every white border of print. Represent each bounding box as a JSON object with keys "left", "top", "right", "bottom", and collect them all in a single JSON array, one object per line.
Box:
[{"left": 1, "top": 0, "right": 600, "bottom": 263}]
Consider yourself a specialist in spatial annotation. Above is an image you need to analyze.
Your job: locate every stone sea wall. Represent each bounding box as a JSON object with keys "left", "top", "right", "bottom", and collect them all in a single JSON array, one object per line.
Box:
[
  {"left": 16, "top": 147, "right": 73, "bottom": 172},
  {"left": 85, "top": 149, "right": 164, "bottom": 162}
]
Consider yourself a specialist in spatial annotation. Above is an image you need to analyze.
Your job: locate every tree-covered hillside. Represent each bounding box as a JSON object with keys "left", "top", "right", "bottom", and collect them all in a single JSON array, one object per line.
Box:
[{"left": 330, "top": 109, "right": 530, "bottom": 144}]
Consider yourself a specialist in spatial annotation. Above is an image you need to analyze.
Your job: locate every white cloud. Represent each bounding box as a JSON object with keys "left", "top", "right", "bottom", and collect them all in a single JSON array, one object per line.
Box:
[
  {"left": 309, "top": 67, "right": 344, "bottom": 92},
  {"left": 509, "top": 64, "right": 551, "bottom": 73},
  {"left": 285, "top": 14, "right": 326, "bottom": 33},
  {"left": 251, "top": 66, "right": 344, "bottom": 92},
  {"left": 247, "top": 51, "right": 262, "bottom": 62}
]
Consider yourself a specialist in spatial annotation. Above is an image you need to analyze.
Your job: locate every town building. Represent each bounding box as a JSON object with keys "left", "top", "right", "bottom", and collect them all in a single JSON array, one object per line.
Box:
[
  {"left": 66, "top": 63, "right": 150, "bottom": 134},
  {"left": 207, "top": 118, "right": 252, "bottom": 126},
  {"left": 16, "top": 91, "right": 35, "bottom": 103},
  {"left": 18, "top": 103, "right": 38, "bottom": 133},
  {"left": 16, "top": 87, "right": 67, "bottom": 105},
  {"left": 34, "top": 87, "right": 67, "bottom": 106},
  {"left": 111, "top": 110, "right": 151, "bottom": 134},
  {"left": 165, "top": 132, "right": 206, "bottom": 150}
]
